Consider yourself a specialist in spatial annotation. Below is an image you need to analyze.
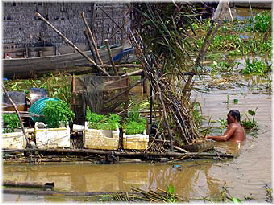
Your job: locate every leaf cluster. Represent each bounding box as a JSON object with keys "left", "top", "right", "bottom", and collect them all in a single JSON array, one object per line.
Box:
[
  {"left": 3, "top": 114, "right": 20, "bottom": 133},
  {"left": 166, "top": 184, "right": 177, "bottom": 203},
  {"left": 124, "top": 110, "right": 146, "bottom": 135},
  {"left": 43, "top": 100, "right": 75, "bottom": 128},
  {"left": 248, "top": 12, "right": 271, "bottom": 32},
  {"left": 4, "top": 73, "right": 72, "bottom": 103},
  {"left": 242, "top": 109, "right": 258, "bottom": 130},
  {"left": 241, "top": 58, "right": 270, "bottom": 75},
  {"left": 86, "top": 109, "right": 121, "bottom": 131}
]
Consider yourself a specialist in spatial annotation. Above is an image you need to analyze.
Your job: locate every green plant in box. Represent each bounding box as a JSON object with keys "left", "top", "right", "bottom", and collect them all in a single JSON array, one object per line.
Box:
[
  {"left": 43, "top": 100, "right": 75, "bottom": 128},
  {"left": 125, "top": 121, "right": 146, "bottom": 135},
  {"left": 124, "top": 110, "right": 146, "bottom": 135},
  {"left": 86, "top": 109, "right": 120, "bottom": 131},
  {"left": 3, "top": 114, "right": 20, "bottom": 133}
]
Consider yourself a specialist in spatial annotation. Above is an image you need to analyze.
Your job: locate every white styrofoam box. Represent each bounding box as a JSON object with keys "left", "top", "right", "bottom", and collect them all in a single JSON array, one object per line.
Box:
[
  {"left": 123, "top": 130, "right": 149, "bottom": 150},
  {"left": 83, "top": 122, "right": 119, "bottom": 150},
  {"left": 2, "top": 131, "right": 26, "bottom": 149},
  {"left": 34, "top": 123, "right": 71, "bottom": 149}
]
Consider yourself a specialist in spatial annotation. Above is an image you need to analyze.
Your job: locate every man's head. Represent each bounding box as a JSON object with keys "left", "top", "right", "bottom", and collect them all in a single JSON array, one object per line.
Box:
[{"left": 227, "top": 110, "right": 241, "bottom": 123}]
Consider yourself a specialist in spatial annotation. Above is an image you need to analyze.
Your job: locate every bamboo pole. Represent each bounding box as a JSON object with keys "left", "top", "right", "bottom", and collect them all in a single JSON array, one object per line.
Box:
[
  {"left": 104, "top": 39, "right": 118, "bottom": 75},
  {"left": 2, "top": 86, "right": 30, "bottom": 146},
  {"left": 35, "top": 12, "right": 109, "bottom": 76},
  {"left": 81, "top": 12, "right": 103, "bottom": 65}
]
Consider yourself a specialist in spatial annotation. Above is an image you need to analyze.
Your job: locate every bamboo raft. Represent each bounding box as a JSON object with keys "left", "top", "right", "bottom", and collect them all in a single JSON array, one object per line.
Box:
[{"left": 3, "top": 147, "right": 234, "bottom": 164}]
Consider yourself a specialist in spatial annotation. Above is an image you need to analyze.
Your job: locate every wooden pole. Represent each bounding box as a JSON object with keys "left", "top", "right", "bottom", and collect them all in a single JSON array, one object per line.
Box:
[
  {"left": 81, "top": 12, "right": 103, "bottom": 65},
  {"left": 83, "top": 30, "right": 97, "bottom": 63},
  {"left": 104, "top": 39, "right": 118, "bottom": 75},
  {"left": 2, "top": 86, "right": 30, "bottom": 146},
  {"left": 3, "top": 181, "right": 54, "bottom": 190},
  {"left": 3, "top": 189, "right": 143, "bottom": 197},
  {"left": 149, "top": 84, "right": 153, "bottom": 129},
  {"left": 35, "top": 12, "right": 109, "bottom": 76},
  {"left": 2, "top": 148, "right": 235, "bottom": 158},
  {"left": 121, "top": 69, "right": 143, "bottom": 77},
  {"left": 71, "top": 74, "right": 76, "bottom": 105}
]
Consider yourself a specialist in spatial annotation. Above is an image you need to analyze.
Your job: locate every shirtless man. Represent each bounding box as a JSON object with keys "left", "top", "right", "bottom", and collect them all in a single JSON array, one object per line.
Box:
[{"left": 205, "top": 110, "right": 246, "bottom": 143}]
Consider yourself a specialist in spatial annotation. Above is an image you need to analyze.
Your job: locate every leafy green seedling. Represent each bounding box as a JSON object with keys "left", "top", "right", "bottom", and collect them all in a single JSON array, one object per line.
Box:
[
  {"left": 43, "top": 100, "right": 75, "bottom": 128},
  {"left": 3, "top": 114, "right": 20, "bottom": 133},
  {"left": 86, "top": 108, "right": 121, "bottom": 131}
]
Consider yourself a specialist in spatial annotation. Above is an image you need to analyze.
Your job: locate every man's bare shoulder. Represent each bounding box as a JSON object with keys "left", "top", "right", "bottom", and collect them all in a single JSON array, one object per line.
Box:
[{"left": 229, "top": 122, "right": 241, "bottom": 127}]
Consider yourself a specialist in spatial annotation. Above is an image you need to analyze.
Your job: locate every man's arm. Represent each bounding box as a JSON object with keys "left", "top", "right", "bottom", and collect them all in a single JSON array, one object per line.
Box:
[{"left": 205, "top": 124, "right": 237, "bottom": 141}]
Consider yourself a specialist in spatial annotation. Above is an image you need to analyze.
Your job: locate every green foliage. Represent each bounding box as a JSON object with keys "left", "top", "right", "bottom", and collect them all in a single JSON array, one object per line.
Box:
[
  {"left": 40, "top": 74, "right": 72, "bottom": 103},
  {"left": 3, "top": 114, "right": 20, "bottom": 133},
  {"left": 242, "top": 108, "right": 258, "bottom": 130},
  {"left": 233, "top": 99, "right": 238, "bottom": 104},
  {"left": 218, "top": 118, "right": 227, "bottom": 129},
  {"left": 86, "top": 109, "right": 121, "bottom": 131},
  {"left": 209, "top": 35, "right": 243, "bottom": 51},
  {"left": 124, "top": 110, "right": 146, "bottom": 135},
  {"left": 43, "top": 100, "right": 75, "bottom": 128},
  {"left": 239, "top": 39, "right": 272, "bottom": 56},
  {"left": 249, "top": 12, "right": 271, "bottom": 32},
  {"left": 241, "top": 58, "right": 270, "bottom": 75},
  {"left": 166, "top": 184, "right": 177, "bottom": 203},
  {"left": 4, "top": 73, "right": 72, "bottom": 103},
  {"left": 192, "top": 102, "right": 203, "bottom": 126},
  {"left": 86, "top": 110, "right": 105, "bottom": 124},
  {"left": 125, "top": 121, "right": 146, "bottom": 135},
  {"left": 211, "top": 61, "right": 240, "bottom": 73}
]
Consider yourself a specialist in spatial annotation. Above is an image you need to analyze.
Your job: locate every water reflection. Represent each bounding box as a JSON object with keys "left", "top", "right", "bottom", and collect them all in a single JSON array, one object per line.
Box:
[
  {"left": 214, "top": 141, "right": 245, "bottom": 156},
  {"left": 3, "top": 160, "right": 229, "bottom": 201}
]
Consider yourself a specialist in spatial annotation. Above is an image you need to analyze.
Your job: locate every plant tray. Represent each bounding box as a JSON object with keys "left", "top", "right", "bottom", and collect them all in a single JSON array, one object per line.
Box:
[
  {"left": 123, "top": 133, "right": 149, "bottom": 150},
  {"left": 2, "top": 131, "right": 26, "bottom": 149},
  {"left": 34, "top": 123, "right": 71, "bottom": 148},
  {"left": 83, "top": 122, "right": 119, "bottom": 150}
]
